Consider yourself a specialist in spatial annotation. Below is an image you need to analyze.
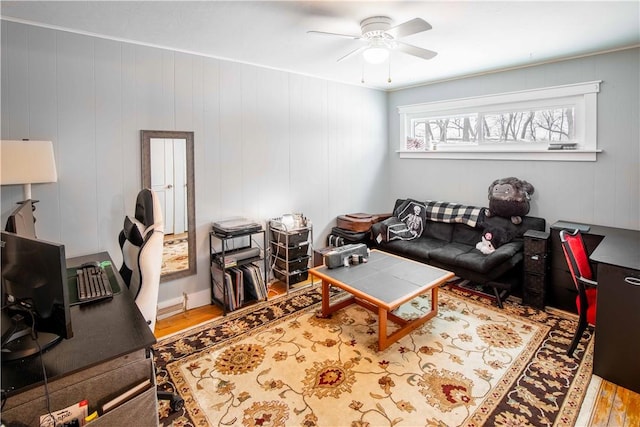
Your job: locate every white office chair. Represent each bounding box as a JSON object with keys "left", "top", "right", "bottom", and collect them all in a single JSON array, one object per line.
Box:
[
  {"left": 118, "top": 189, "right": 184, "bottom": 412},
  {"left": 118, "top": 188, "right": 164, "bottom": 331}
]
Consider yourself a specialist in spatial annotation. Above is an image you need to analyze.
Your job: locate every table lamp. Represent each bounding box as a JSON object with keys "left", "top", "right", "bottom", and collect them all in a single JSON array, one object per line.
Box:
[{"left": 0, "top": 140, "right": 58, "bottom": 200}]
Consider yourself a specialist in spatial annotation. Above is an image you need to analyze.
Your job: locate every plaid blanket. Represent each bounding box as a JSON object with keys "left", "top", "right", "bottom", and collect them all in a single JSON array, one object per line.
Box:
[{"left": 423, "top": 200, "right": 484, "bottom": 228}]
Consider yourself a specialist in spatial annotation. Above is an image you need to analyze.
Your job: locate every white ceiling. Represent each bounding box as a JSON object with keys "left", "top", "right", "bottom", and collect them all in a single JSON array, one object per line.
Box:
[{"left": 2, "top": 1, "right": 639, "bottom": 90}]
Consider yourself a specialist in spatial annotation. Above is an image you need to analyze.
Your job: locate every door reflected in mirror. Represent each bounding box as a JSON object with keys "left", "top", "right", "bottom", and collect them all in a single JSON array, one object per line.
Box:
[{"left": 141, "top": 130, "right": 196, "bottom": 282}]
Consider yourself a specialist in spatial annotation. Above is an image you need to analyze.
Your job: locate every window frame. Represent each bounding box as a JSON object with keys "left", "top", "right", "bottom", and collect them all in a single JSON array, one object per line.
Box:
[{"left": 398, "top": 81, "right": 601, "bottom": 161}]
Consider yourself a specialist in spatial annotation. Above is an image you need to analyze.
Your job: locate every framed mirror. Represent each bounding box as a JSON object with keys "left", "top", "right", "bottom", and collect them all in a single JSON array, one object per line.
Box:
[{"left": 141, "top": 130, "right": 196, "bottom": 282}]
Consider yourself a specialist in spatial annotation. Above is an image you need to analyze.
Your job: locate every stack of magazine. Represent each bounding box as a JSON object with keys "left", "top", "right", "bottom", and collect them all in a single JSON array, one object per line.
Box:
[{"left": 211, "top": 263, "right": 266, "bottom": 311}]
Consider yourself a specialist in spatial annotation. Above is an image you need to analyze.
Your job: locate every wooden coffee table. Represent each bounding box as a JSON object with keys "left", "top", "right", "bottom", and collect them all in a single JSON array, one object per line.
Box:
[{"left": 309, "top": 249, "right": 454, "bottom": 350}]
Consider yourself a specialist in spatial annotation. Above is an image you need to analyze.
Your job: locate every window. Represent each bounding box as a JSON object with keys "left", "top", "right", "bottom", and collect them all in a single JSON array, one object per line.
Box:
[{"left": 398, "top": 81, "right": 601, "bottom": 161}]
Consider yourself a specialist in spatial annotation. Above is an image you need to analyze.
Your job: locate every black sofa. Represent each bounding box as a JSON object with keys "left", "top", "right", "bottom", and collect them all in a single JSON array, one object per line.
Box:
[{"left": 371, "top": 198, "right": 546, "bottom": 307}]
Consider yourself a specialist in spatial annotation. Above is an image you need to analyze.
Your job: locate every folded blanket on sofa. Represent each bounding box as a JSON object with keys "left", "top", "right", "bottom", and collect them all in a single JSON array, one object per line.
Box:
[
  {"left": 394, "top": 199, "right": 484, "bottom": 229},
  {"left": 423, "top": 200, "right": 484, "bottom": 228},
  {"left": 374, "top": 199, "right": 487, "bottom": 244}
]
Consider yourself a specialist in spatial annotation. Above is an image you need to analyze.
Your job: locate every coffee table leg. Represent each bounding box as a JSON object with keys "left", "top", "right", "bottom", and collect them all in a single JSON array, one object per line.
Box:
[
  {"left": 321, "top": 280, "right": 331, "bottom": 317},
  {"left": 432, "top": 286, "right": 439, "bottom": 312},
  {"left": 319, "top": 279, "right": 356, "bottom": 318},
  {"left": 378, "top": 287, "right": 439, "bottom": 351},
  {"left": 378, "top": 306, "right": 389, "bottom": 350}
]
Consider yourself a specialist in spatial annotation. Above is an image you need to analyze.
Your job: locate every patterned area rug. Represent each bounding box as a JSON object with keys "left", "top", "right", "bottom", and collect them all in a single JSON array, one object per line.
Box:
[
  {"left": 162, "top": 237, "right": 188, "bottom": 275},
  {"left": 154, "top": 284, "right": 593, "bottom": 426}
]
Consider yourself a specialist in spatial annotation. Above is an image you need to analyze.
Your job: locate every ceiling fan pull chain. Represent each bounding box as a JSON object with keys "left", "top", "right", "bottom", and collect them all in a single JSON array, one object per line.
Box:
[
  {"left": 388, "top": 58, "right": 392, "bottom": 83},
  {"left": 361, "top": 60, "right": 365, "bottom": 84}
]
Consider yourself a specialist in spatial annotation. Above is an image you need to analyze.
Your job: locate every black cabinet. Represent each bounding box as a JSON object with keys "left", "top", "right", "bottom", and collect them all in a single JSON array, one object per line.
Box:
[
  {"left": 549, "top": 222, "right": 640, "bottom": 392},
  {"left": 589, "top": 227, "right": 640, "bottom": 394},
  {"left": 523, "top": 230, "right": 549, "bottom": 309},
  {"left": 592, "top": 264, "right": 640, "bottom": 393}
]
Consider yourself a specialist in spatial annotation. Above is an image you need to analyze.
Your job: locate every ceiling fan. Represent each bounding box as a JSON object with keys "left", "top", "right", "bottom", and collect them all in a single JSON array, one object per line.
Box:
[{"left": 308, "top": 16, "right": 437, "bottom": 64}]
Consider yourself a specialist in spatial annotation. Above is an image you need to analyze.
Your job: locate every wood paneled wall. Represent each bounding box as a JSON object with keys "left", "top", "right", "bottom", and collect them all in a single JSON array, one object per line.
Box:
[
  {"left": 387, "top": 48, "right": 640, "bottom": 232},
  {"left": 0, "top": 21, "right": 389, "bottom": 305},
  {"left": 3, "top": 19, "right": 637, "bottom": 308}
]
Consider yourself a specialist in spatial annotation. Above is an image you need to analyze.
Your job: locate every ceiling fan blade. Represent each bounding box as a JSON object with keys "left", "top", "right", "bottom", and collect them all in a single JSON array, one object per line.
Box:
[
  {"left": 396, "top": 41, "right": 438, "bottom": 60},
  {"left": 337, "top": 46, "right": 367, "bottom": 62},
  {"left": 386, "top": 18, "right": 432, "bottom": 39},
  {"left": 307, "top": 30, "right": 361, "bottom": 40}
]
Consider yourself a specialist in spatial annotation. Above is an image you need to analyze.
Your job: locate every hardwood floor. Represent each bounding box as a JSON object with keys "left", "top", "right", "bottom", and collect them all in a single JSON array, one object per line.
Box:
[
  {"left": 154, "top": 281, "right": 288, "bottom": 338},
  {"left": 588, "top": 381, "right": 640, "bottom": 427},
  {"left": 154, "top": 285, "right": 640, "bottom": 426}
]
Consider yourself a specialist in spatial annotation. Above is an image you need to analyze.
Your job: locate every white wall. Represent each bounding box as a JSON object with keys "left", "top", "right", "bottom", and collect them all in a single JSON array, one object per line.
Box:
[
  {"left": 387, "top": 48, "right": 640, "bottom": 231},
  {"left": 0, "top": 21, "right": 389, "bottom": 306}
]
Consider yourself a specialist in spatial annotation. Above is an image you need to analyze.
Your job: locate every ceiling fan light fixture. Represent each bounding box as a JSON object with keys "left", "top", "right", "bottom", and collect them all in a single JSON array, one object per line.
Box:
[
  {"left": 310, "top": 15, "right": 436, "bottom": 71},
  {"left": 363, "top": 46, "right": 389, "bottom": 64}
]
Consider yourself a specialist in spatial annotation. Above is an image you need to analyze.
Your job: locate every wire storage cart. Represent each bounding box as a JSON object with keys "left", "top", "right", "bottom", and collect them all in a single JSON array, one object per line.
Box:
[{"left": 269, "top": 216, "right": 313, "bottom": 293}]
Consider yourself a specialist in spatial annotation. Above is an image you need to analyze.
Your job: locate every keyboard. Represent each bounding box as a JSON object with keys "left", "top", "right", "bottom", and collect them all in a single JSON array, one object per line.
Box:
[{"left": 77, "top": 265, "right": 114, "bottom": 303}]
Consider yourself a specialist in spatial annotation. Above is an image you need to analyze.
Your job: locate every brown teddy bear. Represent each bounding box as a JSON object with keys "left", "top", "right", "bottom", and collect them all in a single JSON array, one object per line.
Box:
[{"left": 484, "top": 177, "right": 535, "bottom": 225}]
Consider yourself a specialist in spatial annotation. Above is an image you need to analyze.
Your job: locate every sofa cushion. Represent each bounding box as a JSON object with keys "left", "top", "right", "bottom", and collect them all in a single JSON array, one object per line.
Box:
[
  {"left": 381, "top": 237, "right": 447, "bottom": 260},
  {"left": 427, "top": 242, "right": 474, "bottom": 264},
  {"left": 430, "top": 241, "right": 524, "bottom": 274},
  {"left": 452, "top": 223, "right": 481, "bottom": 246},
  {"left": 423, "top": 221, "right": 454, "bottom": 242}
]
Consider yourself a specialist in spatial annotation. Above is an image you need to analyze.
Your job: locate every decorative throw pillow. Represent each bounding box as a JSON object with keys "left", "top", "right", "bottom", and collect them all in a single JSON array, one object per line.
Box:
[
  {"left": 394, "top": 199, "right": 427, "bottom": 238},
  {"left": 376, "top": 217, "right": 417, "bottom": 242}
]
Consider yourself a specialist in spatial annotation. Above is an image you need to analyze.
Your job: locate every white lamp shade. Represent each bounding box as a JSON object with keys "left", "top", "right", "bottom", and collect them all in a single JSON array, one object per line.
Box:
[
  {"left": 1, "top": 140, "right": 57, "bottom": 199},
  {"left": 362, "top": 47, "right": 389, "bottom": 64}
]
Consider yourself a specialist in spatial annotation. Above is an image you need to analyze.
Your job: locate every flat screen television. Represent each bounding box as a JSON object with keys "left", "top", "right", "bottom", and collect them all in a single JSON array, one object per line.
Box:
[
  {"left": 1, "top": 230, "right": 73, "bottom": 362},
  {"left": 4, "top": 200, "right": 36, "bottom": 238}
]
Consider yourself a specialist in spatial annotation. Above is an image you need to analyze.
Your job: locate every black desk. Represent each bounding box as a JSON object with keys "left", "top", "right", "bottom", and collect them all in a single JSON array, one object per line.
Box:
[
  {"left": 589, "top": 227, "right": 640, "bottom": 270},
  {"left": 2, "top": 252, "right": 159, "bottom": 426},
  {"left": 550, "top": 222, "right": 640, "bottom": 393},
  {"left": 589, "top": 228, "right": 640, "bottom": 394}
]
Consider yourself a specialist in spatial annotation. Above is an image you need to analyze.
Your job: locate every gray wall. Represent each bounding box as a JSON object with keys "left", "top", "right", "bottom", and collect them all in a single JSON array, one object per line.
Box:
[
  {"left": 0, "top": 21, "right": 389, "bottom": 305},
  {"left": 2, "top": 20, "right": 638, "bottom": 309},
  {"left": 387, "top": 48, "right": 640, "bottom": 231}
]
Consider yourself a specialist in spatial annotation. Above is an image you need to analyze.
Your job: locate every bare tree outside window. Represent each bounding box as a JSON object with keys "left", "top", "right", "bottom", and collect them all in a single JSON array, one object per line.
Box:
[
  {"left": 399, "top": 81, "right": 599, "bottom": 159},
  {"left": 407, "top": 108, "right": 574, "bottom": 148},
  {"left": 483, "top": 108, "right": 574, "bottom": 142},
  {"left": 417, "top": 115, "right": 478, "bottom": 145}
]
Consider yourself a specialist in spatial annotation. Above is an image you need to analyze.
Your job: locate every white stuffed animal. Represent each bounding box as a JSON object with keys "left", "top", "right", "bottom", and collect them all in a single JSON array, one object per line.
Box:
[
  {"left": 475, "top": 225, "right": 514, "bottom": 255},
  {"left": 476, "top": 231, "right": 497, "bottom": 255}
]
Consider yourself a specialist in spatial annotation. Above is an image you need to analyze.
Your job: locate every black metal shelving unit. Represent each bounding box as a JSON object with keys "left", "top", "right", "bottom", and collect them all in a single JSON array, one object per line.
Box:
[{"left": 209, "top": 227, "right": 268, "bottom": 314}]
